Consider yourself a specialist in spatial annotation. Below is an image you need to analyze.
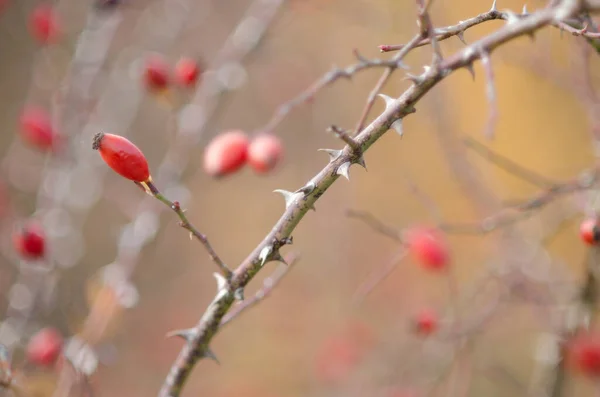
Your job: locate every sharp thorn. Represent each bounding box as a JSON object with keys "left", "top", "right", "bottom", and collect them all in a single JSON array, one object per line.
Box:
[
  {"left": 204, "top": 348, "right": 220, "bottom": 365},
  {"left": 391, "top": 119, "right": 404, "bottom": 137},
  {"left": 273, "top": 189, "right": 297, "bottom": 209},
  {"left": 213, "top": 272, "right": 227, "bottom": 292},
  {"left": 465, "top": 63, "right": 475, "bottom": 80},
  {"left": 403, "top": 73, "right": 423, "bottom": 84},
  {"left": 336, "top": 162, "right": 351, "bottom": 180},
  {"left": 356, "top": 156, "right": 367, "bottom": 170},
  {"left": 522, "top": 4, "right": 528, "bottom": 14},
  {"left": 166, "top": 328, "right": 195, "bottom": 341},
  {"left": 318, "top": 148, "right": 344, "bottom": 162},
  {"left": 295, "top": 182, "right": 316, "bottom": 195},
  {"left": 457, "top": 31, "right": 467, "bottom": 45},
  {"left": 259, "top": 245, "right": 274, "bottom": 267},
  {"left": 272, "top": 251, "right": 288, "bottom": 265},
  {"left": 490, "top": 0, "right": 497, "bottom": 11},
  {"left": 377, "top": 94, "right": 395, "bottom": 110}
]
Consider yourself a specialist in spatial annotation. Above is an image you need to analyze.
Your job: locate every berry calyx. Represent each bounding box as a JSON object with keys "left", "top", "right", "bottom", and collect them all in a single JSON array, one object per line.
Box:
[
  {"left": 567, "top": 332, "right": 600, "bottom": 377},
  {"left": 143, "top": 56, "right": 170, "bottom": 91},
  {"left": 405, "top": 226, "right": 449, "bottom": 271},
  {"left": 580, "top": 218, "right": 600, "bottom": 245},
  {"left": 92, "top": 133, "right": 151, "bottom": 183},
  {"left": 174, "top": 57, "right": 200, "bottom": 87},
  {"left": 248, "top": 133, "right": 283, "bottom": 174},
  {"left": 29, "top": 4, "right": 60, "bottom": 44},
  {"left": 19, "top": 106, "right": 56, "bottom": 151},
  {"left": 26, "top": 327, "right": 63, "bottom": 367},
  {"left": 14, "top": 223, "right": 46, "bottom": 260},
  {"left": 413, "top": 308, "right": 438, "bottom": 335},
  {"left": 203, "top": 130, "right": 250, "bottom": 177}
]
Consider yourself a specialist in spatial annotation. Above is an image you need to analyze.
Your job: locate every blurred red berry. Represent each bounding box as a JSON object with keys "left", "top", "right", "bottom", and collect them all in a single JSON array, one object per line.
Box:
[
  {"left": 92, "top": 133, "right": 151, "bottom": 182},
  {"left": 247, "top": 133, "right": 283, "bottom": 174},
  {"left": 29, "top": 4, "right": 60, "bottom": 44},
  {"left": 405, "top": 226, "right": 449, "bottom": 270},
  {"left": 203, "top": 130, "right": 249, "bottom": 177},
  {"left": 143, "top": 56, "right": 170, "bottom": 91},
  {"left": 413, "top": 308, "right": 438, "bottom": 335},
  {"left": 580, "top": 218, "right": 600, "bottom": 245},
  {"left": 315, "top": 335, "right": 361, "bottom": 384},
  {"left": 27, "top": 327, "right": 62, "bottom": 367},
  {"left": 14, "top": 223, "right": 46, "bottom": 260},
  {"left": 568, "top": 332, "right": 600, "bottom": 377},
  {"left": 174, "top": 57, "right": 200, "bottom": 87},
  {"left": 19, "top": 107, "right": 56, "bottom": 151}
]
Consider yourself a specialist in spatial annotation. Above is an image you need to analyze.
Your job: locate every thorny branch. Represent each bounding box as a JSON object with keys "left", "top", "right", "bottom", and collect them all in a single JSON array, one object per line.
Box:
[
  {"left": 159, "top": 2, "right": 600, "bottom": 397},
  {"left": 220, "top": 254, "right": 299, "bottom": 327}
]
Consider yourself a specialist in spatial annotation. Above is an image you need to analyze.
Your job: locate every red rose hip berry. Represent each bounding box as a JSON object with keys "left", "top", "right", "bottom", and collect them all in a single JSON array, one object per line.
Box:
[
  {"left": 92, "top": 133, "right": 151, "bottom": 182},
  {"left": 203, "top": 130, "right": 250, "bottom": 177},
  {"left": 29, "top": 4, "right": 60, "bottom": 44},
  {"left": 14, "top": 223, "right": 46, "bottom": 260},
  {"left": 174, "top": 57, "right": 200, "bottom": 87},
  {"left": 248, "top": 133, "right": 283, "bottom": 174},
  {"left": 27, "top": 327, "right": 63, "bottom": 367},
  {"left": 580, "top": 218, "right": 600, "bottom": 245},
  {"left": 405, "top": 226, "right": 449, "bottom": 270},
  {"left": 413, "top": 308, "right": 438, "bottom": 335},
  {"left": 568, "top": 332, "right": 600, "bottom": 377},
  {"left": 143, "top": 56, "right": 170, "bottom": 91},
  {"left": 19, "top": 106, "right": 56, "bottom": 151}
]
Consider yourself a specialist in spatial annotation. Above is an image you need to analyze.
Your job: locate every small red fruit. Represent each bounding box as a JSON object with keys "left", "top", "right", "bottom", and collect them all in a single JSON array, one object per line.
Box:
[
  {"left": 580, "top": 218, "right": 600, "bottom": 245},
  {"left": 203, "top": 130, "right": 250, "bottom": 177},
  {"left": 247, "top": 133, "right": 283, "bottom": 174},
  {"left": 315, "top": 335, "right": 361, "bottom": 384},
  {"left": 92, "top": 133, "right": 151, "bottom": 182},
  {"left": 413, "top": 308, "right": 438, "bottom": 335},
  {"left": 567, "top": 332, "right": 600, "bottom": 377},
  {"left": 174, "top": 57, "right": 200, "bottom": 87},
  {"left": 405, "top": 226, "right": 449, "bottom": 270},
  {"left": 27, "top": 327, "right": 63, "bottom": 367},
  {"left": 19, "top": 106, "right": 56, "bottom": 151},
  {"left": 29, "top": 4, "right": 60, "bottom": 44},
  {"left": 14, "top": 223, "right": 46, "bottom": 260},
  {"left": 143, "top": 56, "right": 170, "bottom": 91}
]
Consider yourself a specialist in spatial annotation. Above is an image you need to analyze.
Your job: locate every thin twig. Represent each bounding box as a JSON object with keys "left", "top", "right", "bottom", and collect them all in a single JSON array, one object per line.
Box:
[
  {"left": 145, "top": 181, "right": 232, "bottom": 279},
  {"left": 463, "top": 137, "right": 558, "bottom": 188}
]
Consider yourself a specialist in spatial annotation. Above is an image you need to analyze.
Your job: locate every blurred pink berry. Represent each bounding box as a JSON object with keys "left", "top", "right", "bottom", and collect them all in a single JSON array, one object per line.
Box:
[
  {"left": 203, "top": 130, "right": 249, "bottom": 177},
  {"left": 29, "top": 4, "right": 60, "bottom": 44},
  {"left": 413, "top": 308, "right": 438, "bottom": 335},
  {"left": 27, "top": 327, "right": 62, "bottom": 367},
  {"left": 143, "top": 56, "right": 170, "bottom": 91},
  {"left": 14, "top": 222, "right": 46, "bottom": 260},
  {"left": 405, "top": 226, "right": 449, "bottom": 270},
  {"left": 580, "top": 218, "right": 600, "bottom": 245},
  {"left": 174, "top": 57, "right": 201, "bottom": 87},
  {"left": 568, "top": 332, "right": 600, "bottom": 377},
  {"left": 248, "top": 133, "right": 283, "bottom": 174},
  {"left": 19, "top": 106, "right": 56, "bottom": 151}
]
